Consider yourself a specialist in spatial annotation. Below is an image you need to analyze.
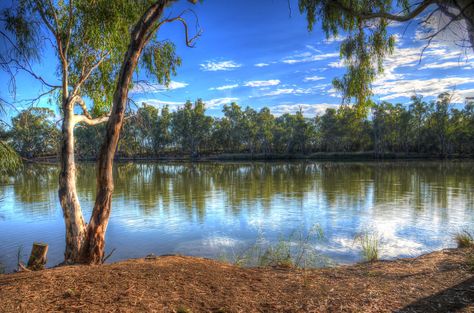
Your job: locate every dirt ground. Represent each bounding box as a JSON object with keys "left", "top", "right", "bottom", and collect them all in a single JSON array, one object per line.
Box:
[{"left": 0, "top": 248, "right": 473, "bottom": 313}]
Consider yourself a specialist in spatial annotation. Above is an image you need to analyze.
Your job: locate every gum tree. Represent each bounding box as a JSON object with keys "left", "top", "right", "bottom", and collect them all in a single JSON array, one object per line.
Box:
[{"left": 1, "top": 0, "right": 199, "bottom": 264}]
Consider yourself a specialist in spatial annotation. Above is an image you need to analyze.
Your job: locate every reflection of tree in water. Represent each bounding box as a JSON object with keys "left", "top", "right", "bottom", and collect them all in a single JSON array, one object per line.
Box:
[
  {"left": 212, "top": 162, "right": 319, "bottom": 212},
  {"left": 7, "top": 161, "right": 474, "bottom": 221},
  {"left": 9, "top": 164, "right": 58, "bottom": 216},
  {"left": 318, "top": 162, "right": 374, "bottom": 211}
]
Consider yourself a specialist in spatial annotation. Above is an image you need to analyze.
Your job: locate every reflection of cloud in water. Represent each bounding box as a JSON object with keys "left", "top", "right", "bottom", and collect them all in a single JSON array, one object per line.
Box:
[{"left": 174, "top": 235, "right": 243, "bottom": 256}]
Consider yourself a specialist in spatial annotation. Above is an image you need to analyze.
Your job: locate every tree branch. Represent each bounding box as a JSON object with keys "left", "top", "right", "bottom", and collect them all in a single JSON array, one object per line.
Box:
[
  {"left": 72, "top": 51, "right": 110, "bottom": 95},
  {"left": 147, "top": 9, "right": 202, "bottom": 47},
  {"left": 71, "top": 95, "right": 92, "bottom": 119},
  {"left": 4, "top": 58, "right": 61, "bottom": 89},
  {"left": 330, "top": 0, "right": 437, "bottom": 22},
  {"left": 74, "top": 114, "right": 110, "bottom": 126}
]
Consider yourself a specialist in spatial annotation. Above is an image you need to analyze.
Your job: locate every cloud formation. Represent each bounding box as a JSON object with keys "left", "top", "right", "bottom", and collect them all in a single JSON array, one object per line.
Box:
[
  {"left": 282, "top": 52, "right": 339, "bottom": 64},
  {"left": 200, "top": 60, "right": 242, "bottom": 71},
  {"left": 244, "top": 79, "right": 280, "bottom": 87},
  {"left": 130, "top": 81, "right": 188, "bottom": 94},
  {"left": 303, "top": 75, "right": 325, "bottom": 82},
  {"left": 270, "top": 103, "right": 340, "bottom": 117},
  {"left": 205, "top": 97, "right": 239, "bottom": 108},
  {"left": 209, "top": 84, "right": 239, "bottom": 91},
  {"left": 263, "top": 88, "right": 311, "bottom": 97}
]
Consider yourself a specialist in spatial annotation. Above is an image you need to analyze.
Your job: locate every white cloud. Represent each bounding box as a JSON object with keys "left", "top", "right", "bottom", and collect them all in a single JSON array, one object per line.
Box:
[
  {"left": 373, "top": 76, "right": 474, "bottom": 100},
  {"left": 419, "top": 61, "right": 474, "bottom": 70},
  {"left": 453, "top": 88, "right": 474, "bottom": 102},
  {"left": 138, "top": 97, "right": 240, "bottom": 110},
  {"left": 209, "top": 84, "right": 239, "bottom": 91},
  {"left": 254, "top": 63, "right": 269, "bottom": 67},
  {"left": 328, "top": 60, "right": 345, "bottom": 68},
  {"left": 244, "top": 79, "right": 280, "bottom": 87},
  {"left": 263, "top": 88, "right": 311, "bottom": 96},
  {"left": 135, "top": 99, "right": 184, "bottom": 111},
  {"left": 323, "top": 35, "right": 346, "bottom": 44},
  {"left": 130, "top": 81, "right": 188, "bottom": 94},
  {"left": 370, "top": 40, "right": 474, "bottom": 100},
  {"left": 270, "top": 103, "right": 340, "bottom": 117},
  {"left": 200, "top": 60, "right": 242, "bottom": 71},
  {"left": 282, "top": 52, "right": 339, "bottom": 65},
  {"left": 303, "top": 75, "right": 325, "bottom": 82},
  {"left": 205, "top": 97, "right": 239, "bottom": 108}
]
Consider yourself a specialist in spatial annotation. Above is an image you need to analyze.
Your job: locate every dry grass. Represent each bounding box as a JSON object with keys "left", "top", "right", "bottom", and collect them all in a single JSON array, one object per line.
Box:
[
  {"left": 0, "top": 249, "right": 473, "bottom": 313},
  {"left": 455, "top": 230, "right": 474, "bottom": 248}
]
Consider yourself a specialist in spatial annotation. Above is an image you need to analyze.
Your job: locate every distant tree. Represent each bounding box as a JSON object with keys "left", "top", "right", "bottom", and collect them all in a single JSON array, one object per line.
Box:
[
  {"left": 172, "top": 99, "right": 213, "bottom": 155},
  {"left": 153, "top": 105, "right": 173, "bottom": 154},
  {"left": 426, "top": 93, "right": 455, "bottom": 156},
  {"left": 10, "top": 107, "right": 60, "bottom": 158},
  {"left": 256, "top": 107, "right": 275, "bottom": 154},
  {"left": 316, "top": 108, "right": 340, "bottom": 151},
  {"left": 221, "top": 103, "right": 245, "bottom": 152},
  {"left": 408, "top": 96, "right": 429, "bottom": 153}
]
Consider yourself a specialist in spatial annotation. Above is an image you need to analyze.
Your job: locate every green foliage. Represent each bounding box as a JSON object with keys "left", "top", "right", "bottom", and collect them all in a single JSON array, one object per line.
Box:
[
  {"left": 171, "top": 99, "right": 213, "bottom": 155},
  {"left": 354, "top": 230, "right": 381, "bottom": 262},
  {"left": 0, "top": 141, "right": 21, "bottom": 176},
  {"left": 9, "top": 107, "right": 59, "bottom": 158},
  {"left": 142, "top": 41, "right": 182, "bottom": 86},
  {"left": 299, "top": 0, "right": 398, "bottom": 108},
  {"left": 454, "top": 230, "right": 474, "bottom": 248},
  {"left": 5, "top": 93, "right": 474, "bottom": 159},
  {"left": 2, "top": 0, "right": 182, "bottom": 113},
  {"left": 74, "top": 123, "right": 105, "bottom": 159},
  {"left": 0, "top": 121, "right": 21, "bottom": 175}
]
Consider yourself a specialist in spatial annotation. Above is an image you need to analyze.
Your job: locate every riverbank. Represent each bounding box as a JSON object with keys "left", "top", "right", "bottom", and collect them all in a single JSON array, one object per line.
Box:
[
  {"left": 24, "top": 151, "right": 474, "bottom": 164},
  {"left": 1, "top": 249, "right": 472, "bottom": 312}
]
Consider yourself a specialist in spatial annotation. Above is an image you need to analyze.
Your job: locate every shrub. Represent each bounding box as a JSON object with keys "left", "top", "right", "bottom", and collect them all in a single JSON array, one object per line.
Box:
[
  {"left": 354, "top": 231, "right": 381, "bottom": 262},
  {"left": 454, "top": 230, "right": 474, "bottom": 248}
]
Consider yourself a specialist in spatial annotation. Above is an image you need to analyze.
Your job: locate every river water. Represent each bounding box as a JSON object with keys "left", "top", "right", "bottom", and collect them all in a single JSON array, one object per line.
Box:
[{"left": 1, "top": 161, "right": 473, "bottom": 272}]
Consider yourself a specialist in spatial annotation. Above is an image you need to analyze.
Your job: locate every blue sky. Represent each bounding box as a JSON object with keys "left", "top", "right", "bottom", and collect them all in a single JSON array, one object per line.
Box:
[{"left": 1, "top": 0, "right": 474, "bottom": 118}]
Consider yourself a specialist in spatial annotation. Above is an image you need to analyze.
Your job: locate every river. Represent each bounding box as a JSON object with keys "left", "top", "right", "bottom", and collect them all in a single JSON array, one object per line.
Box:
[{"left": 0, "top": 161, "right": 473, "bottom": 272}]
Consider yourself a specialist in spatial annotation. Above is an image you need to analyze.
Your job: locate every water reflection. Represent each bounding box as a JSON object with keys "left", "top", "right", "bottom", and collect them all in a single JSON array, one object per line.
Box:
[{"left": 0, "top": 161, "right": 473, "bottom": 272}]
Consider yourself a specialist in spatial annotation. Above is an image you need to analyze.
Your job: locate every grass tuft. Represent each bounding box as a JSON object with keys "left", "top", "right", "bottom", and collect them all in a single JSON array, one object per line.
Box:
[
  {"left": 354, "top": 231, "right": 381, "bottom": 262},
  {"left": 223, "top": 224, "right": 327, "bottom": 268},
  {"left": 454, "top": 230, "right": 474, "bottom": 248}
]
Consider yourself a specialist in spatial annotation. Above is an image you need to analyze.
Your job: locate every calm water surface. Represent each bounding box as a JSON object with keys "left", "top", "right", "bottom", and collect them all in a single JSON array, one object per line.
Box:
[{"left": 1, "top": 161, "right": 473, "bottom": 272}]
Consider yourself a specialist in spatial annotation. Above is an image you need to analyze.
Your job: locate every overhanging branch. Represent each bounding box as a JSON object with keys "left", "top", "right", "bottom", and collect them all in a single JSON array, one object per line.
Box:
[{"left": 330, "top": 0, "right": 436, "bottom": 22}]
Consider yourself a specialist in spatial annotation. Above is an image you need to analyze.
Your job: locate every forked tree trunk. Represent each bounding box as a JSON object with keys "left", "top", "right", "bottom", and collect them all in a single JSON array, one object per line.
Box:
[
  {"left": 58, "top": 97, "right": 87, "bottom": 264},
  {"left": 80, "top": 0, "right": 169, "bottom": 264}
]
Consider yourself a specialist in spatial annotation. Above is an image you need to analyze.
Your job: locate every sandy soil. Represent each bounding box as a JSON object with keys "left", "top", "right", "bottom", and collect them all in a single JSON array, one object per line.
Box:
[{"left": 0, "top": 248, "right": 473, "bottom": 313}]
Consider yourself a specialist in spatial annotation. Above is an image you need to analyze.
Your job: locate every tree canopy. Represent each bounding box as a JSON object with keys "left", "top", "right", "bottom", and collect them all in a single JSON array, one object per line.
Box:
[{"left": 298, "top": 0, "right": 474, "bottom": 108}]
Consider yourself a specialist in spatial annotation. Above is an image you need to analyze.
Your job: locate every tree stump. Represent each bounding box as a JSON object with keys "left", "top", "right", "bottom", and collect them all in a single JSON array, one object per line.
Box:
[{"left": 27, "top": 242, "right": 48, "bottom": 270}]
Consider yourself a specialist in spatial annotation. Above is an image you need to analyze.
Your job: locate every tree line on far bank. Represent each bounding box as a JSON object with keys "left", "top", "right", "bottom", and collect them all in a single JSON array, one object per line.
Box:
[{"left": 2, "top": 92, "right": 474, "bottom": 160}]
